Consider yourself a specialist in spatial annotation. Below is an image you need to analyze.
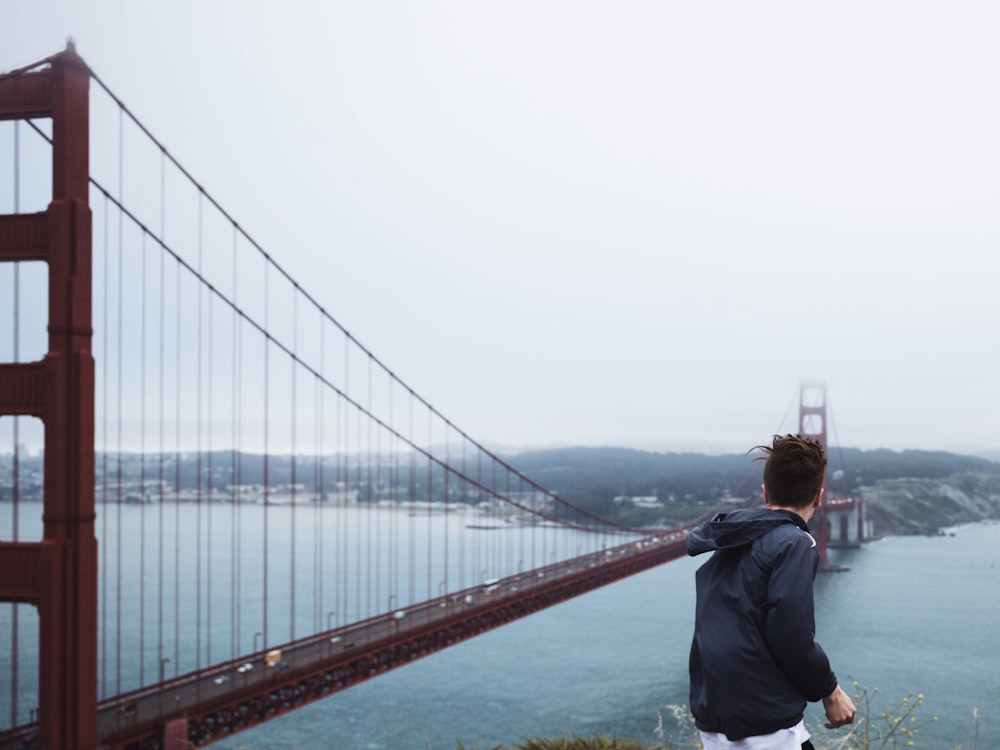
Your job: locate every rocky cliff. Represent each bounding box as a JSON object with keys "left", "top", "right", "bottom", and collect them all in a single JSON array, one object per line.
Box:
[{"left": 859, "top": 472, "right": 1000, "bottom": 536}]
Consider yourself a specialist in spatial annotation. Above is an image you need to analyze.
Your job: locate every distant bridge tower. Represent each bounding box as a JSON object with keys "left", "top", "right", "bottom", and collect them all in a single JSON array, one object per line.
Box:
[
  {"left": 797, "top": 383, "right": 866, "bottom": 568},
  {"left": 797, "top": 383, "right": 832, "bottom": 566}
]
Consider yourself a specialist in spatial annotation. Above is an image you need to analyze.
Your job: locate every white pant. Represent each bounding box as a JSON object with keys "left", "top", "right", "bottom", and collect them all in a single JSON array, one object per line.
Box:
[{"left": 698, "top": 719, "right": 810, "bottom": 750}]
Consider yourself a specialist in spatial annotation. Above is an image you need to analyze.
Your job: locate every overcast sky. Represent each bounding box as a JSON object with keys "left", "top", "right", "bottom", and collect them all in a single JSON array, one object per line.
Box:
[{"left": 3, "top": 2, "right": 998, "bottom": 457}]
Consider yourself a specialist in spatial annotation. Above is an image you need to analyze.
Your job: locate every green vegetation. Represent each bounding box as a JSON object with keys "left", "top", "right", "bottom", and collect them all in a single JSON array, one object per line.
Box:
[
  {"left": 456, "top": 735, "right": 667, "bottom": 750},
  {"left": 455, "top": 685, "right": 981, "bottom": 750},
  {"left": 831, "top": 683, "right": 940, "bottom": 749}
]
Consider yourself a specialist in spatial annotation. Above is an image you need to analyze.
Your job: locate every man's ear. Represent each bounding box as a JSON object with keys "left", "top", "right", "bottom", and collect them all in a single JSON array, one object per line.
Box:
[
  {"left": 813, "top": 488, "right": 824, "bottom": 508},
  {"left": 762, "top": 484, "right": 770, "bottom": 505}
]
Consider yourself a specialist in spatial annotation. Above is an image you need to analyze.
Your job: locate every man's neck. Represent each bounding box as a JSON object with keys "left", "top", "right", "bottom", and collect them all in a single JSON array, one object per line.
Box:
[{"left": 766, "top": 503, "right": 814, "bottom": 522}]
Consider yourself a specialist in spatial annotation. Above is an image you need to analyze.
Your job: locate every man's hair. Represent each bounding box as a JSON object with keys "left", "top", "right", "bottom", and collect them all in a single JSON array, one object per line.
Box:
[{"left": 753, "top": 434, "right": 827, "bottom": 509}]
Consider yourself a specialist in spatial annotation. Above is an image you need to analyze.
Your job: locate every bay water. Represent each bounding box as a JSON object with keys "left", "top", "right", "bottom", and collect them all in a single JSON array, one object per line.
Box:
[
  {"left": 2, "top": 508, "right": 997, "bottom": 748},
  {"left": 216, "top": 521, "right": 999, "bottom": 749}
]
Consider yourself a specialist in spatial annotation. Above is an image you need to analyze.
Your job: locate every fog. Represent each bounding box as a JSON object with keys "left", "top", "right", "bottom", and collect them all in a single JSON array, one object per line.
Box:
[{"left": 2, "top": 2, "right": 998, "bottom": 457}]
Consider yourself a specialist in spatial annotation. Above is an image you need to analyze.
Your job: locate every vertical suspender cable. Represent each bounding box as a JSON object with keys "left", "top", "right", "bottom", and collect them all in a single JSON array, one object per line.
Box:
[
  {"left": 236, "top": 267, "right": 244, "bottom": 656},
  {"left": 173, "top": 253, "right": 181, "bottom": 678},
  {"left": 206, "top": 276, "right": 214, "bottom": 667},
  {"left": 195, "top": 191, "right": 204, "bottom": 672},
  {"left": 231, "top": 224, "right": 239, "bottom": 660},
  {"left": 334, "top": 366, "right": 341, "bottom": 623},
  {"left": 408, "top": 394, "right": 416, "bottom": 603},
  {"left": 367, "top": 355, "right": 375, "bottom": 616},
  {"left": 139, "top": 231, "right": 147, "bottom": 685},
  {"left": 337, "top": 365, "right": 345, "bottom": 631},
  {"left": 442, "top": 425, "right": 449, "bottom": 590},
  {"left": 539, "top": 482, "right": 547, "bottom": 570},
  {"left": 100, "top": 194, "right": 109, "bottom": 698},
  {"left": 290, "top": 288, "right": 298, "bottom": 640},
  {"left": 505, "top": 457, "right": 513, "bottom": 576},
  {"left": 351, "top": 346, "right": 361, "bottom": 621},
  {"left": 115, "top": 107, "right": 124, "bottom": 697},
  {"left": 319, "top": 350, "right": 326, "bottom": 631},
  {"left": 9, "top": 119, "right": 20, "bottom": 727},
  {"left": 157, "top": 150, "right": 166, "bottom": 690},
  {"left": 315, "top": 317, "right": 324, "bottom": 633},
  {"left": 263, "top": 263, "right": 269, "bottom": 648},
  {"left": 358, "top": 371, "right": 366, "bottom": 618},
  {"left": 476, "top": 450, "right": 484, "bottom": 582},
  {"left": 553, "top": 488, "right": 559, "bottom": 562},
  {"left": 426, "top": 404, "right": 432, "bottom": 601},
  {"left": 459, "top": 438, "right": 466, "bottom": 591},
  {"left": 377, "top": 362, "right": 385, "bottom": 613},
  {"left": 500, "top": 460, "right": 507, "bottom": 575},
  {"left": 314, "top": 335, "right": 322, "bottom": 632},
  {"left": 388, "top": 377, "right": 397, "bottom": 603},
  {"left": 487, "top": 458, "right": 494, "bottom": 580}
]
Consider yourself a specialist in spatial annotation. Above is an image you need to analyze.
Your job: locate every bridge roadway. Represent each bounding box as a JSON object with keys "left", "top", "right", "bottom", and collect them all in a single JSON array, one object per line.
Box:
[{"left": 0, "top": 529, "right": 690, "bottom": 749}]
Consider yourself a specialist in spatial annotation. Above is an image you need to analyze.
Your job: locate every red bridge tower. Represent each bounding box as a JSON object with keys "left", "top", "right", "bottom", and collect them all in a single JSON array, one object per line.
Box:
[{"left": 0, "top": 45, "right": 98, "bottom": 749}]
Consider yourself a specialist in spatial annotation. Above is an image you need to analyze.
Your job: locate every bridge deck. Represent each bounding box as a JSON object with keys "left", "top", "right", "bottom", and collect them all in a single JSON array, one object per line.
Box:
[{"left": 0, "top": 532, "right": 688, "bottom": 749}]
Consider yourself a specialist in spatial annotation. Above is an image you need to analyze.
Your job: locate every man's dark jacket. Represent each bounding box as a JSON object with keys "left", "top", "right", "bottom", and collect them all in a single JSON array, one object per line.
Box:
[{"left": 687, "top": 507, "right": 838, "bottom": 740}]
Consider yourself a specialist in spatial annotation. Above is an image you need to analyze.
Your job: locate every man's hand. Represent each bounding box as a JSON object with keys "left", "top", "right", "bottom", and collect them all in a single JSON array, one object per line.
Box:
[{"left": 823, "top": 684, "right": 857, "bottom": 729}]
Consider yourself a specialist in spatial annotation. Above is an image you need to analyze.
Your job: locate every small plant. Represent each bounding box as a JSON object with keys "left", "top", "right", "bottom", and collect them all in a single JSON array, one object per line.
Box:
[
  {"left": 456, "top": 734, "right": 663, "bottom": 750},
  {"left": 831, "top": 682, "right": 938, "bottom": 749},
  {"left": 655, "top": 704, "right": 701, "bottom": 750}
]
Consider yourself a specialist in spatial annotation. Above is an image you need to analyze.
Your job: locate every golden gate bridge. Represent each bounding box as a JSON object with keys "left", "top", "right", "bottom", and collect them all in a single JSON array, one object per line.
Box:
[{"left": 0, "top": 46, "right": 863, "bottom": 749}]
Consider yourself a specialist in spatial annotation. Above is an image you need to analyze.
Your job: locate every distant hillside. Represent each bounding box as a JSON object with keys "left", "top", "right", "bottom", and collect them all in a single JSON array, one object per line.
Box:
[
  {"left": 504, "top": 445, "right": 1000, "bottom": 532},
  {"left": 505, "top": 446, "right": 761, "bottom": 498},
  {"left": 7, "top": 444, "right": 995, "bottom": 535},
  {"left": 860, "top": 473, "right": 1000, "bottom": 536},
  {"left": 505, "top": 445, "right": 1000, "bottom": 497}
]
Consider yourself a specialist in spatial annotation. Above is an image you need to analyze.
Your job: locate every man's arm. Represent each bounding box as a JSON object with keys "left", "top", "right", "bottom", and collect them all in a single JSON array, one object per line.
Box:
[
  {"left": 823, "top": 684, "right": 857, "bottom": 728},
  {"left": 762, "top": 533, "right": 837, "bottom": 700}
]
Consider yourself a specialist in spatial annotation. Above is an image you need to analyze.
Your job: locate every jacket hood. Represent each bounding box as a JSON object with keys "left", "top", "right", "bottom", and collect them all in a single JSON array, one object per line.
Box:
[{"left": 686, "top": 507, "right": 809, "bottom": 556}]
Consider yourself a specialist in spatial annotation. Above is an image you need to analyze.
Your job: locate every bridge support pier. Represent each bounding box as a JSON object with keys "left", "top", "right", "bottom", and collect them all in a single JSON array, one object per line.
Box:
[
  {"left": 163, "top": 717, "right": 189, "bottom": 750},
  {"left": 824, "top": 497, "right": 869, "bottom": 548}
]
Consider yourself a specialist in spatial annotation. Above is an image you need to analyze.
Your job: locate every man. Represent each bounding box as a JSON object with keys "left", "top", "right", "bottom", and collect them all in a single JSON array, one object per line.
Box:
[{"left": 687, "top": 434, "right": 856, "bottom": 749}]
